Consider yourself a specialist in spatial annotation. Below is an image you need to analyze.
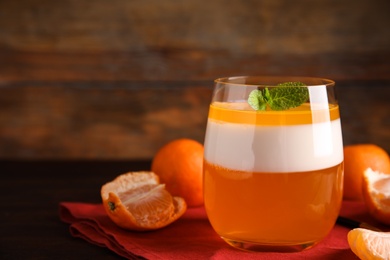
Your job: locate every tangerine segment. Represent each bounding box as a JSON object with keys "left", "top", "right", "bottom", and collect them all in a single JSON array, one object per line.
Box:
[
  {"left": 101, "top": 171, "right": 187, "bottom": 231},
  {"left": 348, "top": 228, "right": 390, "bottom": 260},
  {"left": 363, "top": 168, "right": 390, "bottom": 226}
]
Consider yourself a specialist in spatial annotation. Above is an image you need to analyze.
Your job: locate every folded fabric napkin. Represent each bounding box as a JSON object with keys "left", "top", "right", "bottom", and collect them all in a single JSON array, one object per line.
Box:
[{"left": 60, "top": 201, "right": 374, "bottom": 259}]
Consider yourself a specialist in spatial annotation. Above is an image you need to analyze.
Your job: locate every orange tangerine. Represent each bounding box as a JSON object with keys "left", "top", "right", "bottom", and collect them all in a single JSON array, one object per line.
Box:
[
  {"left": 101, "top": 171, "right": 186, "bottom": 231},
  {"left": 343, "top": 144, "right": 390, "bottom": 201},
  {"left": 362, "top": 168, "right": 390, "bottom": 226},
  {"left": 151, "top": 138, "right": 204, "bottom": 207},
  {"left": 348, "top": 228, "right": 390, "bottom": 260}
]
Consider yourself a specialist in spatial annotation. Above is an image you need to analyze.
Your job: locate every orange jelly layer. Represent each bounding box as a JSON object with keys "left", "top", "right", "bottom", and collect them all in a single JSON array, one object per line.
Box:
[{"left": 208, "top": 102, "right": 340, "bottom": 125}]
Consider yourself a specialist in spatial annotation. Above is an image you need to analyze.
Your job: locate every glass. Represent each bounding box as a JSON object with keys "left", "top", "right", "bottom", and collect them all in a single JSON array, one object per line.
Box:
[{"left": 203, "top": 76, "right": 344, "bottom": 252}]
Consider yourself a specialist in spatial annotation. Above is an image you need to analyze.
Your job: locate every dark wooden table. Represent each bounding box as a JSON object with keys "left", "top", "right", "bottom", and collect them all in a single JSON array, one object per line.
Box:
[{"left": 0, "top": 160, "right": 151, "bottom": 259}]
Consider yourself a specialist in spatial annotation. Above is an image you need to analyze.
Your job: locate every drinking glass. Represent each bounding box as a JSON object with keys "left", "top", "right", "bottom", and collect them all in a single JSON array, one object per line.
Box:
[{"left": 203, "top": 76, "right": 344, "bottom": 252}]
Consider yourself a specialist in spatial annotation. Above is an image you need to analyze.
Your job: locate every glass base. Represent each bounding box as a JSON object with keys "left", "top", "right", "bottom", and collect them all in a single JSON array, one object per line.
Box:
[{"left": 222, "top": 237, "right": 317, "bottom": 253}]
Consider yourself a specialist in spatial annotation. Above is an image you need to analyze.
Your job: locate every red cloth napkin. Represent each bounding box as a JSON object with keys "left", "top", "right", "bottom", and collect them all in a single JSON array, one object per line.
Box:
[{"left": 59, "top": 201, "right": 372, "bottom": 260}]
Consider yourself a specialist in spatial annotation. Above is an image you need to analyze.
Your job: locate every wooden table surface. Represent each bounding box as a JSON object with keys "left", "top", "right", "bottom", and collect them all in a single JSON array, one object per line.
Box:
[{"left": 1, "top": 160, "right": 150, "bottom": 259}]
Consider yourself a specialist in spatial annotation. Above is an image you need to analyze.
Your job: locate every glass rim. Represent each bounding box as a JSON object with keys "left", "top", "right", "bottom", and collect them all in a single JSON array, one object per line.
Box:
[{"left": 214, "top": 76, "right": 335, "bottom": 87}]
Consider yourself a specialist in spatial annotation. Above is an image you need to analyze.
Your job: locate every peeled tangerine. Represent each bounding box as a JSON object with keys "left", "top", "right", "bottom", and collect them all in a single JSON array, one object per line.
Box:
[
  {"left": 362, "top": 168, "right": 390, "bottom": 226},
  {"left": 348, "top": 228, "right": 390, "bottom": 260},
  {"left": 101, "top": 171, "right": 187, "bottom": 231}
]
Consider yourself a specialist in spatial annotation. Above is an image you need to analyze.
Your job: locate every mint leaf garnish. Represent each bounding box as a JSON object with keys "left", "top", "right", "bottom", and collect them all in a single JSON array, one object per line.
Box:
[
  {"left": 247, "top": 82, "right": 308, "bottom": 111},
  {"left": 248, "top": 89, "right": 267, "bottom": 111}
]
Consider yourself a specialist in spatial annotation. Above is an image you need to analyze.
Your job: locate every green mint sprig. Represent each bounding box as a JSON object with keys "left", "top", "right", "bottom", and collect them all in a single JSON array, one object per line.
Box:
[{"left": 248, "top": 82, "right": 308, "bottom": 111}]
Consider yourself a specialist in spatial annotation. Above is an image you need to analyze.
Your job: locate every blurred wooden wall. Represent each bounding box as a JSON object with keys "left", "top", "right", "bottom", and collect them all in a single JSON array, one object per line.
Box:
[
  {"left": 0, "top": 0, "right": 389, "bottom": 159},
  {"left": 1, "top": 0, "right": 389, "bottom": 54}
]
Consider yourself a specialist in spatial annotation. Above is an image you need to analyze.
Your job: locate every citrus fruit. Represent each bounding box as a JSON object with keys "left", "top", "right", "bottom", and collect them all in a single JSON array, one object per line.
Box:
[
  {"left": 362, "top": 168, "right": 390, "bottom": 226},
  {"left": 348, "top": 228, "right": 390, "bottom": 260},
  {"left": 151, "top": 138, "right": 204, "bottom": 207},
  {"left": 101, "top": 171, "right": 187, "bottom": 231},
  {"left": 343, "top": 144, "right": 390, "bottom": 201}
]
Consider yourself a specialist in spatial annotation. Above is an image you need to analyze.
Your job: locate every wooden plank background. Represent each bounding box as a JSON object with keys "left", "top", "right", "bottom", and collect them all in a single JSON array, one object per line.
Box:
[
  {"left": 1, "top": 0, "right": 389, "bottom": 54},
  {"left": 0, "top": 0, "right": 389, "bottom": 159}
]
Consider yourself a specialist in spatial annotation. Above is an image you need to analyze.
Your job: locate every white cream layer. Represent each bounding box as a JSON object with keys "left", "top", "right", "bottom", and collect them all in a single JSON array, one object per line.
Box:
[{"left": 204, "top": 119, "right": 343, "bottom": 173}]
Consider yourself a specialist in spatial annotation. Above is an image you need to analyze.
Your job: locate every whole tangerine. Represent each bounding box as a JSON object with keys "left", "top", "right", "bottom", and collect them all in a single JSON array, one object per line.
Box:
[
  {"left": 151, "top": 138, "right": 204, "bottom": 207},
  {"left": 343, "top": 144, "right": 390, "bottom": 201}
]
